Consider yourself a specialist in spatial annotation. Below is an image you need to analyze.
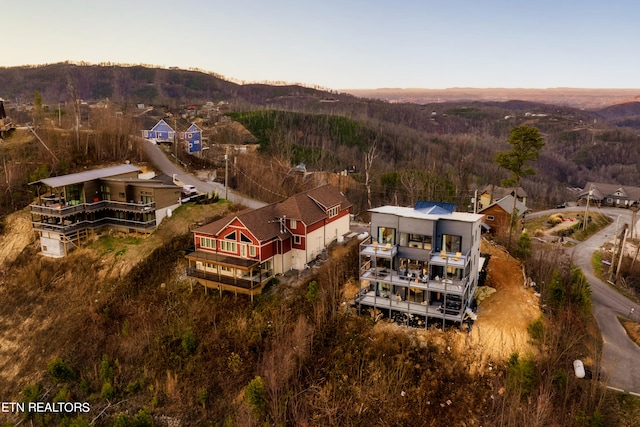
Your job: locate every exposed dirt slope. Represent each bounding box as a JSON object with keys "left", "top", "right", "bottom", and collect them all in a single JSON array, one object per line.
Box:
[
  {"left": 0, "top": 208, "right": 34, "bottom": 268},
  {"left": 470, "top": 240, "right": 541, "bottom": 360}
]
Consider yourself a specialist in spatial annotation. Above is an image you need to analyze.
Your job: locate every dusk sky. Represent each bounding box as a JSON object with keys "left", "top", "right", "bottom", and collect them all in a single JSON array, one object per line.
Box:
[{"left": 5, "top": 1, "right": 639, "bottom": 90}]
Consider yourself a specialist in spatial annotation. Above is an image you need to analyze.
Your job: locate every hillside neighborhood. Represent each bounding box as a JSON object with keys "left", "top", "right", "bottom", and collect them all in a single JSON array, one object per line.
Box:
[{"left": 1, "top": 63, "right": 640, "bottom": 426}]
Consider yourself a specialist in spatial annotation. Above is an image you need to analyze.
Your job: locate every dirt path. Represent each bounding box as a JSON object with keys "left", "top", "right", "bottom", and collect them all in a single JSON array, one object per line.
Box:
[{"left": 469, "top": 240, "right": 541, "bottom": 361}]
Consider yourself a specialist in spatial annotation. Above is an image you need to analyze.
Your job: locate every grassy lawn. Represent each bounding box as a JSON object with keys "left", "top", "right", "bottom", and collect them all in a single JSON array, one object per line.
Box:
[
  {"left": 525, "top": 211, "right": 611, "bottom": 242},
  {"left": 619, "top": 316, "right": 640, "bottom": 347},
  {"left": 87, "top": 201, "right": 232, "bottom": 266}
]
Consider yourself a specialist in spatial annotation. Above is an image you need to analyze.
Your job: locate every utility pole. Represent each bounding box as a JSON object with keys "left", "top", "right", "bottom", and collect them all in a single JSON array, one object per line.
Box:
[
  {"left": 583, "top": 186, "right": 593, "bottom": 231},
  {"left": 224, "top": 145, "right": 229, "bottom": 200},
  {"left": 609, "top": 215, "right": 621, "bottom": 282},
  {"left": 473, "top": 189, "right": 478, "bottom": 214},
  {"left": 174, "top": 118, "right": 178, "bottom": 160},
  {"left": 616, "top": 227, "right": 629, "bottom": 281}
]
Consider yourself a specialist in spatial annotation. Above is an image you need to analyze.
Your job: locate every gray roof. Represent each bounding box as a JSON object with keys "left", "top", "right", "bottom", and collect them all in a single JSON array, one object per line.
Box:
[
  {"left": 578, "top": 182, "right": 640, "bottom": 202},
  {"left": 30, "top": 164, "right": 141, "bottom": 188},
  {"left": 480, "top": 195, "right": 529, "bottom": 216}
]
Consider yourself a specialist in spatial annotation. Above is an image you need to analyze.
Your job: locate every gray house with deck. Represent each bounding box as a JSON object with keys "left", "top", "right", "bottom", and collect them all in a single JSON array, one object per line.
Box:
[{"left": 355, "top": 203, "right": 484, "bottom": 327}]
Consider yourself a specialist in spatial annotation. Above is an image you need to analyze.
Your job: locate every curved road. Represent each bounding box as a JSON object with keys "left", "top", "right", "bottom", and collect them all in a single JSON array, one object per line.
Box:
[
  {"left": 571, "top": 207, "right": 640, "bottom": 393},
  {"left": 140, "top": 139, "right": 266, "bottom": 209}
]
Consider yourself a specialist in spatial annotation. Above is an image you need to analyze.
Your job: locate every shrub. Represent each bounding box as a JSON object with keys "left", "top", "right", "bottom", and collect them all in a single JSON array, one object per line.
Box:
[
  {"left": 197, "top": 388, "right": 208, "bottom": 407},
  {"left": 515, "top": 232, "right": 532, "bottom": 260},
  {"left": 181, "top": 328, "right": 198, "bottom": 355},
  {"left": 54, "top": 385, "right": 71, "bottom": 402},
  {"left": 506, "top": 352, "right": 537, "bottom": 397},
  {"left": 113, "top": 408, "right": 154, "bottom": 427},
  {"left": 59, "top": 416, "right": 91, "bottom": 427},
  {"left": 48, "top": 357, "right": 76, "bottom": 382},
  {"left": 101, "top": 381, "right": 115, "bottom": 400},
  {"left": 527, "top": 316, "right": 545, "bottom": 343},
  {"left": 100, "top": 354, "right": 114, "bottom": 383},
  {"left": 22, "top": 384, "right": 40, "bottom": 403},
  {"left": 245, "top": 376, "right": 267, "bottom": 421},
  {"left": 549, "top": 214, "right": 564, "bottom": 226},
  {"left": 305, "top": 280, "right": 319, "bottom": 304}
]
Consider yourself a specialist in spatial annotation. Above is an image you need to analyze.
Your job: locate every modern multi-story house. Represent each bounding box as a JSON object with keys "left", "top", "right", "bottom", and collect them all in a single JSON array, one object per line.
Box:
[
  {"left": 185, "top": 185, "right": 352, "bottom": 299},
  {"left": 354, "top": 202, "right": 484, "bottom": 328},
  {"left": 29, "top": 164, "right": 182, "bottom": 257}
]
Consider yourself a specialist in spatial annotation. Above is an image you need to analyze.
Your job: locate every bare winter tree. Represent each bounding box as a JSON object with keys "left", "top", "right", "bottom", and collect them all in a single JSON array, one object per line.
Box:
[{"left": 363, "top": 140, "right": 378, "bottom": 209}]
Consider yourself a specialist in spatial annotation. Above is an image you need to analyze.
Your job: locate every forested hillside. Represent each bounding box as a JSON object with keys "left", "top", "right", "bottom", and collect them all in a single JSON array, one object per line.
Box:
[{"left": 2, "top": 62, "right": 640, "bottom": 215}]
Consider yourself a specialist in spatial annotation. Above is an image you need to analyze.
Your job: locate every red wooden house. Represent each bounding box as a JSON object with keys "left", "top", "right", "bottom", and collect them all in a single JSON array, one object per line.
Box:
[{"left": 185, "top": 185, "right": 352, "bottom": 298}]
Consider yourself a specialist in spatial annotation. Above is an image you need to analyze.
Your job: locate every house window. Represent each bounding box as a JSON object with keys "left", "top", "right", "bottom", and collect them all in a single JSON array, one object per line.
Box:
[
  {"left": 221, "top": 240, "right": 236, "bottom": 253},
  {"left": 225, "top": 231, "right": 237, "bottom": 240},
  {"left": 240, "top": 233, "right": 252, "bottom": 243},
  {"left": 240, "top": 244, "right": 247, "bottom": 257},
  {"left": 66, "top": 184, "right": 83, "bottom": 205},
  {"left": 249, "top": 246, "right": 257, "bottom": 257},
  {"left": 294, "top": 235, "right": 302, "bottom": 245},
  {"left": 290, "top": 219, "right": 297, "bottom": 229},
  {"left": 487, "top": 215, "right": 495, "bottom": 221},
  {"left": 261, "top": 261, "right": 272, "bottom": 273},
  {"left": 328, "top": 206, "right": 339, "bottom": 217},
  {"left": 378, "top": 227, "right": 395, "bottom": 245},
  {"left": 200, "top": 236, "right": 216, "bottom": 249},
  {"left": 407, "top": 233, "right": 432, "bottom": 249},
  {"left": 443, "top": 234, "right": 462, "bottom": 253},
  {"left": 119, "top": 192, "right": 125, "bottom": 199}
]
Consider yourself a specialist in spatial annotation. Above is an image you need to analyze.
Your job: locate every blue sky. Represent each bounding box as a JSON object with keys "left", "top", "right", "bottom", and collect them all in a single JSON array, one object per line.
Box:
[{"left": 4, "top": 0, "right": 639, "bottom": 89}]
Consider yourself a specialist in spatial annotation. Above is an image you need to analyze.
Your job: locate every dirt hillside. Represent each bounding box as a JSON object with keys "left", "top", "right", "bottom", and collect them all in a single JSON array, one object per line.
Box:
[{"left": 469, "top": 240, "right": 541, "bottom": 361}]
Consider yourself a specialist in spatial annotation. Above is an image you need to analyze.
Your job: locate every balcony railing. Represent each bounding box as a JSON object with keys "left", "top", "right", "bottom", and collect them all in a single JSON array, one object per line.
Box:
[
  {"left": 359, "top": 267, "right": 469, "bottom": 295},
  {"left": 32, "top": 216, "right": 157, "bottom": 235},
  {"left": 358, "top": 235, "right": 469, "bottom": 267},
  {"left": 355, "top": 291, "right": 465, "bottom": 322},
  {"left": 186, "top": 267, "right": 270, "bottom": 290},
  {"left": 30, "top": 200, "right": 156, "bottom": 217}
]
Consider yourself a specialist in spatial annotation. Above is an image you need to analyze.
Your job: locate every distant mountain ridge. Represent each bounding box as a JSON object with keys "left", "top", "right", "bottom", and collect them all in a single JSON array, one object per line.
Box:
[
  {"left": 345, "top": 87, "right": 640, "bottom": 110},
  {"left": 0, "top": 62, "right": 347, "bottom": 108}
]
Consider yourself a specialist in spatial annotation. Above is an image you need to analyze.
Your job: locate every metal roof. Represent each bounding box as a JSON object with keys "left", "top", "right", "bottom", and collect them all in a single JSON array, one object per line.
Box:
[
  {"left": 369, "top": 205, "right": 484, "bottom": 223},
  {"left": 30, "top": 164, "right": 141, "bottom": 188},
  {"left": 414, "top": 200, "right": 456, "bottom": 214}
]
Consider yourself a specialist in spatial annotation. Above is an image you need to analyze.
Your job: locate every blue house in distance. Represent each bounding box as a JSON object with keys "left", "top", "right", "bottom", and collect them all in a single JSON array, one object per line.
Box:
[
  {"left": 184, "top": 123, "right": 203, "bottom": 154},
  {"left": 142, "top": 119, "right": 175, "bottom": 143}
]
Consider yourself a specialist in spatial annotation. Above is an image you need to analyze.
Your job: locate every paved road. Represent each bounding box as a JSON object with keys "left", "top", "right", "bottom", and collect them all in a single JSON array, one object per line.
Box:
[
  {"left": 571, "top": 207, "right": 640, "bottom": 393},
  {"left": 140, "top": 139, "right": 266, "bottom": 209},
  {"left": 534, "top": 207, "right": 640, "bottom": 392}
]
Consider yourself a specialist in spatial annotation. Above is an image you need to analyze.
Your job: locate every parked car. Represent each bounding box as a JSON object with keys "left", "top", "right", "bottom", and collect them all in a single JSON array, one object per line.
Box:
[{"left": 181, "top": 185, "right": 197, "bottom": 196}]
